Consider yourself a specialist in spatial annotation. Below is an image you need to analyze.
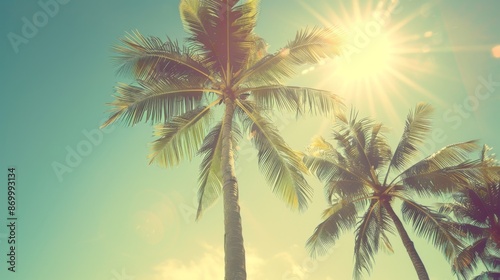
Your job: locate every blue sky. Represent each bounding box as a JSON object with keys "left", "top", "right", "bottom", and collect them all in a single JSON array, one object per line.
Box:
[{"left": 1, "top": 0, "right": 499, "bottom": 279}]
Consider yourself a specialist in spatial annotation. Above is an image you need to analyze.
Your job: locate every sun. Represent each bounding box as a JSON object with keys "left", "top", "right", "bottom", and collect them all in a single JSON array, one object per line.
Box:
[
  {"left": 296, "top": 0, "right": 452, "bottom": 121},
  {"left": 334, "top": 34, "right": 394, "bottom": 82}
]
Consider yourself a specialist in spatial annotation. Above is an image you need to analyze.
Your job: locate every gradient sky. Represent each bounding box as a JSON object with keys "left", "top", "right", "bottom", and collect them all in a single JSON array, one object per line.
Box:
[{"left": 1, "top": 0, "right": 499, "bottom": 279}]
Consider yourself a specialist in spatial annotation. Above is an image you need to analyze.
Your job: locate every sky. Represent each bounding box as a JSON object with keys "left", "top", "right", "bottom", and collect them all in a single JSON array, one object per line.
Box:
[{"left": 0, "top": 0, "right": 499, "bottom": 279}]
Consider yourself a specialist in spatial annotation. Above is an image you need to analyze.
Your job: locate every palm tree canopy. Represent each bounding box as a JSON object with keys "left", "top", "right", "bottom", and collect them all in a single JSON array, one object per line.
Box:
[
  {"left": 102, "top": 0, "right": 345, "bottom": 217},
  {"left": 304, "top": 104, "right": 500, "bottom": 279},
  {"left": 440, "top": 145, "right": 500, "bottom": 279}
]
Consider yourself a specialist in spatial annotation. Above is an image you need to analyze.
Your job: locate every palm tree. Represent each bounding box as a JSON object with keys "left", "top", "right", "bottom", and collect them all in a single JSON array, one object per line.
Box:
[
  {"left": 303, "top": 103, "right": 500, "bottom": 280},
  {"left": 440, "top": 145, "right": 500, "bottom": 279},
  {"left": 101, "top": 1, "right": 344, "bottom": 279}
]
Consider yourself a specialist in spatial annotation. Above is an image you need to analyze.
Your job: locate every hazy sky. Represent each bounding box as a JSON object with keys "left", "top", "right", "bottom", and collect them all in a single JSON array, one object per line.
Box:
[{"left": 1, "top": 0, "right": 499, "bottom": 279}]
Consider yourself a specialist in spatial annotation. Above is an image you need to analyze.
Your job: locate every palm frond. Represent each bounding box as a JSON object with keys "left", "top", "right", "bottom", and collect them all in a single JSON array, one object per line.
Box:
[
  {"left": 366, "top": 123, "right": 392, "bottom": 170},
  {"left": 239, "top": 85, "right": 344, "bottom": 117},
  {"left": 236, "top": 100, "right": 312, "bottom": 211},
  {"left": 235, "top": 26, "right": 344, "bottom": 86},
  {"left": 113, "top": 30, "right": 211, "bottom": 82},
  {"left": 101, "top": 79, "right": 214, "bottom": 128},
  {"left": 399, "top": 160, "right": 500, "bottom": 197},
  {"left": 353, "top": 200, "right": 382, "bottom": 280},
  {"left": 149, "top": 104, "right": 215, "bottom": 167},
  {"left": 180, "top": 0, "right": 259, "bottom": 76},
  {"left": 399, "top": 198, "right": 461, "bottom": 261},
  {"left": 333, "top": 110, "right": 380, "bottom": 183},
  {"left": 196, "top": 121, "right": 242, "bottom": 219},
  {"left": 452, "top": 238, "right": 489, "bottom": 279},
  {"left": 384, "top": 103, "right": 433, "bottom": 182},
  {"left": 471, "top": 271, "right": 500, "bottom": 280},
  {"left": 303, "top": 155, "right": 370, "bottom": 199},
  {"left": 307, "top": 200, "right": 359, "bottom": 258}
]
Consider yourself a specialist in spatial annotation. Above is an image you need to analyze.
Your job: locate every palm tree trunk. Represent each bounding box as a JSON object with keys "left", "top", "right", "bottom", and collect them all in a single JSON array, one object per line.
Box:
[
  {"left": 384, "top": 202, "right": 429, "bottom": 280},
  {"left": 221, "top": 98, "right": 246, "bottom": 280}
]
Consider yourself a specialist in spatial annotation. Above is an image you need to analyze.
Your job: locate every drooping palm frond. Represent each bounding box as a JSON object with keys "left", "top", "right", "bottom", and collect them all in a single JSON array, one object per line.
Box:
[
  {"left": 238, "top": 85, "right": 343, "bottom": 117},
  {"left": 303, "top": 154, "right": 369, "bottom": 200},
  {"left": 353, "top": 200, "right": 384, "bottom": 280},
  {"left": 149, "top": 104, "right": 215, "bottom": 167},
  {"left": 452, "top": 238, "right": 489, "bottom": 279},
  {"left": 235, "top": 26, "right": 344, "bottom": 86},
  {"left": 113, "top": 30, "right": 211, "bottom": 82},
  {"left": 399, "top": 198, "right": 461, "bottom": 260},
  {"left": 471, "top": 271, "right": 500, "bottom": 280},
  {"left": 307, "top": 200, "right": 360, "bottom": 258},
  {"left": 461, "top": 188, "right": 491, "bottom": 225},
  {"left": 101, "top": 79, "right": 216, "bottom": 128},
  {"left": 236, "top": 100, "right": 312, "bottom": 210},
  {"left": 384, "top": 103, "right": 433, "bottom": 183},
  {"left": 196, "top": 121, "right": 242, "bottom": 219}
]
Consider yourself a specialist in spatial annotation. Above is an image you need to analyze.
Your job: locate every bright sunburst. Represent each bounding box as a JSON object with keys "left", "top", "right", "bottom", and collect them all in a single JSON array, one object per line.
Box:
[{"left": 298, "top": 0, "right": 451, "bottom": 121}]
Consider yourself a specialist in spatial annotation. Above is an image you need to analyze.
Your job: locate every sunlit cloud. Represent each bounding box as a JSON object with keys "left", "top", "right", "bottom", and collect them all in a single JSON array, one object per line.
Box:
[
  {"left": 492, "top": 45, "right": 500, "bottom": 58},
  {"left": 144, "top": 244, "right": 264, "bottom": 280}
]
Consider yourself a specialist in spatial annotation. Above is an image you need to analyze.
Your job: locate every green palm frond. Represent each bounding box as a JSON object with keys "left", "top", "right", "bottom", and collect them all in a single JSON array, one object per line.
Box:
[
  {"left": 101, "top": 79, "right": 216, "bottom": 128},
  {"left": 399, "top": 141, "right": 479, "bottom": 179},
  {"left": 399, "top": 198, "right": 461, "bottom": 260},
  {"left": 113, "top": 30, "right": 211, "bottom": 82},
  {"left": 453, "top": 238, "right": 489, "bottom": 279},
  {"left": 196, "top": 121, "right": 242, "bottom": 219},
  {"left": 303, "top": 155, "right": 370, "bottom": 199},
  {"left": 149, "top": 104, "right": 215, "bottom": 167},
  {"left": 307, "top": 201, "right": 359, "bottom": 258},
  {"left": 333, "top": 110, "right": 381, "bottom": 183},
  {"left": 353, "top": 201, "right": 382, "bottom": 280},
  {"left": 366, "top": 123, "right": 392, "bottom": 170},
  {"left": 399, "top": 160, "right": 500, "bottom": 197},
  {"left": 196, "top": 123, "right": 223, "bottom": 220},
  {"left": 235, "top": 26, "right": 344, "bottom": 86},
  {"left": 180, "top": 0, "right": 259, "bottom": 76},
  {"left": 239, "top": 85, "right": 343, "bottom": 117},
  {"left": 384, "top": 103, "right": 433, "bottom": 183},
  {"left": 237, "top": 100, "right": 312, "bottom": 210},
  {"left": 471, "top": 271, "right": 500, "bottom": 280}
]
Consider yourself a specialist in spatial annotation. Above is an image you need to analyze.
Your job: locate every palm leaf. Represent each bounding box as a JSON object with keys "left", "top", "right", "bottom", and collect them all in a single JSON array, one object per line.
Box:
[
  {"left": 238, "top": 85, "right": 343, "bottom": 117},
  {"left": 237, "top": 100, "right": 312, "bottom": 210},
  {"left": 471, "top": 271, "right": 500, "bottom": 280},
  {"left": 149, "top": 104, "right": 215, "bottom": 167},
  {"left": 353, "top": 200, "right": 381, "bottom": 280},
  {"left": 101, "top": 79, "right": 212, "bottom": 128},
  {"left": 180, "top": 0, "right": 259, "bottom": 76},
  {"left": 307, "top": 200, "right": 359, "bottom": 258},
  {"left": 235, "top": 26, "right": 344, "bottom": 86},
  {"left": 196, "top": 121, "right": 242, "bottom": 219},
  {"left": 452, "top": 238, "right": 489, "bottom": 279},
  {"left": 366, "top": 123, "right": 392, "bottom": 170},
  {"left": 399, "top": 160, "right": 500, "bottom": 197},
  {"left": 399, "top": 198, "right": 461, "bottom": 260},
  {"left": 384, "top": 103, "right": 433, "bottom": 183},
  {"left": 303, "top": 155, "right": 370, "bottom": 199},
  {"left": 334, "top": 110, "right": 380, "bottom": 183},
  {"left": 113, "top": 30, "right": 211, "bottom": 82}
]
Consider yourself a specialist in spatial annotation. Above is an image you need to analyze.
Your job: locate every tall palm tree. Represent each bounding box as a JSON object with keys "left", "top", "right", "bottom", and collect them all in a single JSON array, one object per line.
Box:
[
  {"left": 440, "top": 145, "right": 500, "bottom": 279},
  {"left": 101, "top": 1, "right": 344, "bottom": 279},
  {"left": 303, "top": 103, "right": 500, "bottom": 280}
]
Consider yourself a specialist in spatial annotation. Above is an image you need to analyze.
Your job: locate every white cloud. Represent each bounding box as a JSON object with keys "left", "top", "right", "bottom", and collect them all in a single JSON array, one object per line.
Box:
[{"left": 143, "top": 244, "right": 264, "bottom": 280}]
